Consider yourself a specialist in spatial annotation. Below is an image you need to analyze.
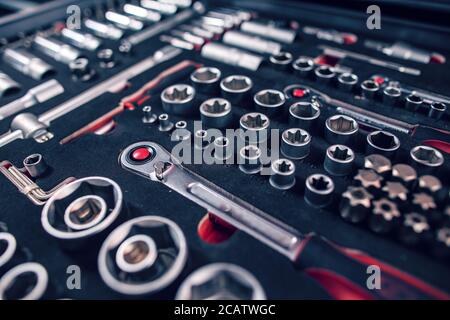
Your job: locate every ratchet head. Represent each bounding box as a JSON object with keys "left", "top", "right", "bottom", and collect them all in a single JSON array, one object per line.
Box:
[{"left": 119, "top": 141, "right": 176, "bottom": 181}]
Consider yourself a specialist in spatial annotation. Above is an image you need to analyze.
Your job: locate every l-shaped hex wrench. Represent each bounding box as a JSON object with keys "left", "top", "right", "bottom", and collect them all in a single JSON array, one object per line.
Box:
[{"left": 120, "top": 142, "right": 449, "bottom": 300}]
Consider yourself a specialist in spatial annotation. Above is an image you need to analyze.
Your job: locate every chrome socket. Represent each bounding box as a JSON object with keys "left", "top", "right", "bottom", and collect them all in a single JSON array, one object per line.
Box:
[
  {"left": 23, "top": 154, "right": 48, "bottom": 178},
  {"left": 190, "top": 67, "right": 221, "bottom": 94},
  {"left": 239, "top": 112, "right": 270, "bottom": 144},
  {"left": 176, "top": 263, "right": 266, "bottom": 300},
  {"left": 304, "top": 173, "right": 334, "bottom": 208},
  {"left": 0, "top": 72, "right": 20, "bottom": 97},
  {"left": 3, "top": 48, "right": 54, "bottom": 80},
  {"left": 105, "top": 11, "right": 144, "bottom": 31},
  {"left": 337, "top": 73, "right": 358, "bottom": 92},
  {"left": 97, "top": 49, "right": 116, "bottom": 69},
  {"left": 142, "top": 106, "right": 157, "bottom": 124},
  {"left": 200, "top": 98, "right": 233, "bottom": 129},
  {"left": 324, "top": 114, "right": 359, "bottom": 145},
  {"left": 123, "top": 4, "right": 162, "bottom": 22},
  {"left": 239, "top": 145, "right": 262, "bottom": 174},
  {"left": 410, "top": 145, "right": 444, "bottom": 172},
  {"left": 292, "top": 57, "right": 314, "bottom": 78},
  {"left": 61, "top": 28, "right": 102, "bottom": 51},
  {"left": 254, "top": 89, "right": 286, "bottom": 118},
  {"left": 214, "top": 137, "right": 232, "bottom": 161},
  {"left": 173, "top": 121, "right": 191, "bottom": 141},
  {"left": 405, "top": 94, "right": 423, "bottom": 111},
  {"left": 314, "top": 65, "right": 336, "bottom": 84},
  {"left": 269, "top": 51, "right": 293, "bottom": 71},
  {"left": 281, "top": 128, "right": 311, "bottom": 160},
  {"left": 428, "top": 102, "right": 446, "bottom": 120},
  {"left": 41, "top": 177, "right": 123, "bottom": 250},
  {"left": 288, "top": 101, "right": 320, "bottom": 131},
  {"left": 84, "top": 19, "right": 123, "bottom": 40},
  {"left": 201, "top": 43, "right": 263, "bottom": 71},
  {"left": 161, "top": 84, "right": 196, "bottom": 115},
  {"left": 366, "top": 130, "right": 400, "bottom": 157},
  {"left": 240, "top": 21, "right": 296, "bottom": 44},
  {"left": 98, "top": 216, "right": 187, "bottom": 296},
  {"left": 223, "top": 31, "right": 281, "bottom": 55},
  {"left": 70, "top": 58, "right": 96, "bottom": 82},
  {"left": 0, "top": 262, "right": 49, "bottom": 300},
  {"left": 269, "top": 159, "right": 296, "bottom": 190},
  {"left": 360, "top": 79, "right": 380, "bottom": 100},
  {"left": 220, "top": 75, "right": 253, "bottom": 106},
  {"left": 324, "top": 144, "right": 355, "bottom": 176},
  {"left": 34, "top": 36, "right": 81, "bottom": 65},
  {"left": 382, "top": 86, "right": 402, "bottom": 106},
  {"left": 194, "top": 129, "right": 210, "bottom": 150},
  {"left": 141, "top": 0, "right": 178, "bottom": 14},
  {"left": 158, "top": 114, "right": 174, "bottom": 132}
]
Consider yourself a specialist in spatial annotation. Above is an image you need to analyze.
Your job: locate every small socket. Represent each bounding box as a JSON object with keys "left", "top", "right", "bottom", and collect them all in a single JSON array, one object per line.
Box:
[
  {"left": 214, "top": 137, "right": 232, "bottom": 161},
  {"left": 269, "top": 159, "right": 296, "bottom": 190},
  {"left": 360, "top": 79, "right": 380, "bottom": 100},
  {"left": 158, "top": 114, "right": 174, "bottom": 132},
  {"left": 142, "top": 106, "right": 157, "bottom": 124},
  {"left": 281, "top": 128, "right": 311, "bottom": 160},
  {"left": 269, "top": 51, "right": 293, "bottom": 71},
  {"left": 304, "top": 173, "right": 334, "bottom": 208},
  {"left": 337, "top": 73, "right": 358, "bottom": 92},
  {"left": 239, "top": 145, "right": 262, "bottom": 174},
  {"left": 239, "top": 112, "right": 270, "bottom": 144},
  {"left": 324, "top": 144, "right": 355, "bottom": 176},
  {"left": 428, "top": 102, "right": 446, "bottom": 120},
  {"left": 382, "top": 86, "right": 401, "bottom": 106},
  {"left": 314, "top": 66, "right": 335, "bottom": 84},
  {"left": 292, "top": 57, "right": 314, "bottom": 78},
  {"left": 194, "top": 129, "right": 210, "bottom": 150},
  {"left": 190, "top": 67, "right": 221, "bottom": 94},
  {"left": 405, "top": 94, "right": 423, "bottom": 112}
]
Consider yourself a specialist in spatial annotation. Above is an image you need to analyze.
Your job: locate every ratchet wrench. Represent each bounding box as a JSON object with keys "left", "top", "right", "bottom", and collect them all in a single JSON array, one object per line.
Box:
[{"left": 120, "top": 142, "right": 449, "bottom": 300}]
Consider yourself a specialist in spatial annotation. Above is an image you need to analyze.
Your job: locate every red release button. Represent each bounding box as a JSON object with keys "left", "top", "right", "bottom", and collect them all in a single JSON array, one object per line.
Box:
[{"left": 131, "top": 147, "right": 151, "bottom": 161}]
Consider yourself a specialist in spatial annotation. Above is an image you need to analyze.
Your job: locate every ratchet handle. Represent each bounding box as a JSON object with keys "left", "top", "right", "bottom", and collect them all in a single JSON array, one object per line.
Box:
[{"left": 296, "top": 234, "right": 450, "bottom": 300}]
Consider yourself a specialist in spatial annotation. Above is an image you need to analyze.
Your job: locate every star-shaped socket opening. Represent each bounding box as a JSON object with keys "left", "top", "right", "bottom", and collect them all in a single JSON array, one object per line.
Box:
[
  {"left": 203, "top": 100, "right": 229, "bottom": 114},
  {"left": 369, "top": 131, "right": 398, "bottom": 150},
  {"left": 382, "top": 182, "right": 408, "bottom": 201},
  {"left": 373, "top": 199, "right": 400, "bottom": 219},
  {"left": 411, "top": 147, "right": 443, "bottom": 165},
  {"left": 364, "top": 154, "right": 391, "bottom": 175},
  {"left": 193, "top": 69, "right": 219, "bottom": 82},
  {"left": 189, "top": 271, "right": 254, "bottom": 300},
  {"left": 242, "top": 114, "right": 267, "bottom": 129},
  {"left": 223, "top": 77, "right": 250, "bottom": 91},
  {"left": 285, "top": 129, "right": 309, "bottom": 144},
  {"left": 243, "top": 146, "right": 260, "bottom": 159},
  {"left": 412, "top": 193, "right": 436, "bottom": 211},
  {"left": 327, "top": 116, "right": 357, "bottom": 133},
  {"left": 165, "top": 87, "right": 191, "bottom": 101},
  {"left": 404, "top": 213, "right": 429, "bottom": 233},
  {"left": 291, "top": 102, "right": 319, "bottom": 118},
  {"left": 330, "top": 146, "right": 352, "bottom": 161},
  {"left": 276, "top": 160, "right": 293, "bottom": 173},
  {"left": 310, "top": 176, "right": 331, "bottom": 191},
  {"left": 256, "top": 91, "right": 284, "bottom": 105}
]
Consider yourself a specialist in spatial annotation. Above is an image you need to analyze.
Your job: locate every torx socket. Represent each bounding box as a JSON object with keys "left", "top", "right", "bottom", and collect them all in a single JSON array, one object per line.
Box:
[
  {"left": 366, "top": 130, "right": 400, "bottom": 157},
  {"left": 410, "top": 145, "right": 444, "bottom": 172},
  {"left": 3, "top": 48, "right": 54, "bottom": 80},
  {"left": 405, "top": 94, "right": 423, "bottom": 111},
  {"left": 200, "top": 98, "right": 233, "bottom": 129},
  {"left": 220, "top": 75, "right": 253, "bottom": 106},
  {"left": 364, "top": 154, "right": 392, "bottom": 176},
  {"left": 239, "top": 145, "right": 262, "bottom": 174},
  {"left": 314, "top": 65, "right": 336, "bottom": 84},
  {"left": 324, "top": 114, "right": 359, "bottom": 145},
  {"left": 34, "top": 36, "right": 81, "bottom": 65},
  {"left": 269, "top": 159, "right": 296, "bottom": 190},
  {"left": 428, "top": 102, "right": 446, "bottom": 120},
  {"left": 190, "top": 67, "right": 221, "bottom": 94},
  {"left": 292, "top": 57, "right": 314, "bottom": 78},
  {"left": 382, "top": 86, "right": 401, "bottom": 106},
  {"left": 369, "top": 198, "right": 401, "bottom": 234},
  {"left": 304, "top": 173, "right": 334, "bottom": 208},
  {"left": 281, "top": 128, "right": 311, "bottom": 160},
  {"left": 223, "top": 31, "right": 282, "bottom": 55},
  {"left": 337, "top": 73, "right": 358, "bottom": 92},
  {"left": 360, "top": 79, "right": 380, "bottom": 100},
  {"left": 324, "top": 144, "right": 355, "bottom": 176},
  {"left": 254, "top": 89, "right": 286, "bottom": 118},
  {"left": 239, "top": 112, "right": 270, "bottom": 145},
  {"left": 201, "top": 43, "right": 263, "bottom": 71},
  {"left": 289, "top": 101, "right": 320, "bottom": 131},
  {"left": 214, "top": 137, "right": 232, "bottom": 161},
  {"left": 161, "top": 84, "right": 196, "bottom": 116},
  {"left": 269, "top": 52, "right": 293, "bottom": 71}
]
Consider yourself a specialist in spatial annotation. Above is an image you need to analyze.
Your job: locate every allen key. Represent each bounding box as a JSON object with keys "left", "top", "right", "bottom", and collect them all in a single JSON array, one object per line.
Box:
[
  {"left": 0, "top": 161, "right": 75, "bottom": 206},
  {"left": 120, "top": 141, "right": 449, "bottom": 300}
]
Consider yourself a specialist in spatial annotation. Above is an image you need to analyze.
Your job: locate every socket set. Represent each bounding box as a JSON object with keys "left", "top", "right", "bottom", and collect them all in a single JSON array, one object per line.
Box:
[{"left": 0, "top": 0, "right": 449, "bottom": 300}]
